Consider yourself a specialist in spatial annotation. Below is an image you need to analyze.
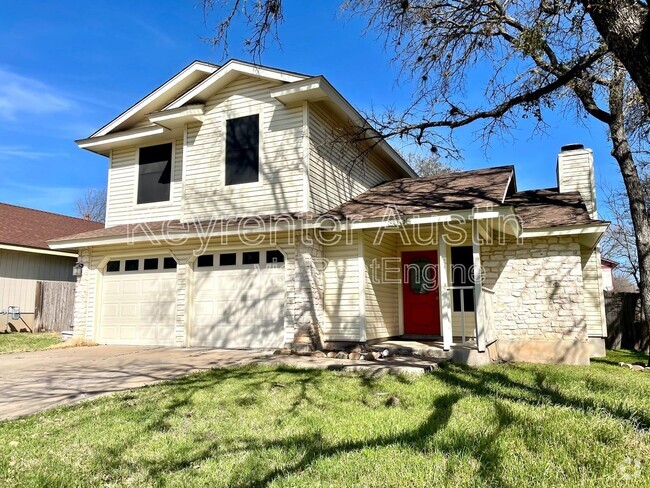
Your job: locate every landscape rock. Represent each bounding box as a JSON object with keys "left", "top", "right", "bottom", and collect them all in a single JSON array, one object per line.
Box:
[
  {"left": 335, "top": 352, "right": 349, "bottom": 360},
  {"left": 372, "top": 352, "right": 382, "bottom": 360},
  {"left": 326, "top": 351, "right": 337, "bottom": 358},
  {"left": 348, "top": 352, "right": 361, "bottom": 361},
  {"left": 631, "top": 365, "right": 645, "bottom": 372},
  {"left": 312, "top": 351, "right": 326, "bottom": 358},
  {"left": 273, "top": 348, "right": 292, "bottom": 356},
  {"left": 292, "top": 344, "right": 313, "bottom": 355}
]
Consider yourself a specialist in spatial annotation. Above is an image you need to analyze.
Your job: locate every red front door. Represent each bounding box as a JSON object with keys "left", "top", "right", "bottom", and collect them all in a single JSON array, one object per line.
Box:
[{"left": 402, "top": 250, "right": 441, "bottom": 335}]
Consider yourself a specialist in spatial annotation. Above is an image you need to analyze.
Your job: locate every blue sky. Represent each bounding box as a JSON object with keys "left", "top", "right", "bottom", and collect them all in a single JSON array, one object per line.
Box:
[{"left": 0, "top": 1, "right": 623, "bottom": 219}]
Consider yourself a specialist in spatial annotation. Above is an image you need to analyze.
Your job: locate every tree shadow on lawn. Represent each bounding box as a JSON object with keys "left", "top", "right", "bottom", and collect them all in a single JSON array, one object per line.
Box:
[{"left": 80, "top": 363, "right": 646, "bottom": 486}]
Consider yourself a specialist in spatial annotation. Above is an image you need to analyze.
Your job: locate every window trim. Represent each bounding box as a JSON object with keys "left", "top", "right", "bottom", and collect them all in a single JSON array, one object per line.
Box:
[
  {"left": 133, "top": 140, "right": 177, "bottom": 208},
  {"left": 221, "top": 110, "right": 264, "bottom": 189}
]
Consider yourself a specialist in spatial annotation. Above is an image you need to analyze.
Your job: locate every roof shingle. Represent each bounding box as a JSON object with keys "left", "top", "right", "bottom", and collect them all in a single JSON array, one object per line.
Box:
[{"left": 0, "top": 203, "right": 104, "bottom": 250}]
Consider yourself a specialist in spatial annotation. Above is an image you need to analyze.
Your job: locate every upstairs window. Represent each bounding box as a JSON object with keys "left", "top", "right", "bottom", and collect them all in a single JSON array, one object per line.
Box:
[
  {"left": 138, "top": 143, "right": 172, "bottom": 204},
  {"left": 225, "top": 114, "right": 259, "bottom": 186}
]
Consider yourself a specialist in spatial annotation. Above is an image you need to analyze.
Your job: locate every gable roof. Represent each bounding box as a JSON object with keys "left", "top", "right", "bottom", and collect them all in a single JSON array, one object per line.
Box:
[
  {"left": 90, "top": 60, "right": 218, "bottom": 138},
  {"left": 0, "top": 203, "right": 104, "bottom": 253},
  {"left": 324, "top": 166, "right": 515, "bottom": 219}
]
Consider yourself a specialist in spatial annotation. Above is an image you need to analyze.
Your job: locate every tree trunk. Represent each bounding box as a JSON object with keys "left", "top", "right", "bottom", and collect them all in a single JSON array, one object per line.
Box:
[
  {"left": 584, "top": 0, "right": 650, "bottom": 109},
  {"left": 608, "top": 65, "right": 650, "bottom": 363}
]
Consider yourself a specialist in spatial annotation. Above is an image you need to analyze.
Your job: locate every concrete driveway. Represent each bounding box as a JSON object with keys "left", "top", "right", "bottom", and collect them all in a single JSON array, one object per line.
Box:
[{"left": 0, "top": 346, "right": 269, "bottom": 421}]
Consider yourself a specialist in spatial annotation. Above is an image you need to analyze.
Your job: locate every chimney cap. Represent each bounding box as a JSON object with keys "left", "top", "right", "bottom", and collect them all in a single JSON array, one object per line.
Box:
[{"left": 561, "top": 143, "right": 585, "bottom": 152}]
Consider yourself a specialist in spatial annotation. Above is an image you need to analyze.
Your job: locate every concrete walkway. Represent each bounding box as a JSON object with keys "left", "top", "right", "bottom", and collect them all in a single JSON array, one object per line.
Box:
[{"left": 0, "top": 346, "right": 443, "bottom": 421}]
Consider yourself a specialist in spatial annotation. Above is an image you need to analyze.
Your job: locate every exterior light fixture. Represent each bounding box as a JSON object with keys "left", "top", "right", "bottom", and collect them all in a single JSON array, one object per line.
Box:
[{"left": 72, "top": 262, "right": 84, "bottom": 278}]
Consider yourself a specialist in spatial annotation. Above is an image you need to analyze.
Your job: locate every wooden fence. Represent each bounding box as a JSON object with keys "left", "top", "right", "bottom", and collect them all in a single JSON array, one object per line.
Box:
[
  {"left": 34, "top": 281, "right": 75, "bottom": 332},
  {"left": 605, "top": 291, "right": 648, "bottom": 351},
  {"left": 1, "top": 277, "right": 75, "bottom": 333}
]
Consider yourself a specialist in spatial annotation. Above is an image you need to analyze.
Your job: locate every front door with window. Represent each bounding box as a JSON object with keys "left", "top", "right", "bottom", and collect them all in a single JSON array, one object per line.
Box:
[{"left": 402, "top": 250, "right": 441, "bottom": 335}]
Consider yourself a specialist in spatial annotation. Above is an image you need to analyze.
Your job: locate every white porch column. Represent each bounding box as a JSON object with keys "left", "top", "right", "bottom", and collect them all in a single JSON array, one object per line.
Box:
[
  {"left": 439, "top": 237, "right": 453, "bottom": 351},
  {"left": 473, "top": 226, "right": 486, "bottom": 352}
]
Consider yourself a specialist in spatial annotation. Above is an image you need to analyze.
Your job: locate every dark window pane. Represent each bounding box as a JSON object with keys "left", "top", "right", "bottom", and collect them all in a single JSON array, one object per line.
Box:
[
  {"left": 451, "top": 246, "right": 475, "bottom": 312},
  {"left": 219, "top": 253, "right": 237, "bottom": 266},
  {"left": 138, "top": 143, "right": 172, "bottom": 204},
  {"left": 144, "top": 258, "right": 158, "bottom": 270},
  {"left": 225, "top": 115, "right": 259, "bottom": 185},
  {"left": 163, "top": 257, "right": 177, "bottom": 269},
  {"left": 197, "top": 254, "right": 214, "bottom": 267},
  {"left": 266, "top": 250, "right": 284, "bottom": 264},
  {"left": 242, "top": 251, "right": 259, "bottom": 265},
  {"left": 106, "top": 261, "right": 120, "bottom": 272},
  {"left": 125, "top": 259, "right": 139, "bottom": 272}
]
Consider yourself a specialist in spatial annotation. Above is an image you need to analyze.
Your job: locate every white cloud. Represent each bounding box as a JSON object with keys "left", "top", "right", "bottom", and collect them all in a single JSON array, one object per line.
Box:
[
  {"left": 0, "top": 68, "right": 74, "bottom": 120},
  {"left": 0, "top": 145, "right": 63, "bottom": 160}
]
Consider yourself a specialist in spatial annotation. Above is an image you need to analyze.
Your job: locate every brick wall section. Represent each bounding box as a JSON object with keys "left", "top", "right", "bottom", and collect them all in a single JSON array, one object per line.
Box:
[
  {"left": 481, "top": 236, "right": 587, "bottom": 341},
  {"left": 71, "top": 248, "right": 90, "bottom": 339},
  {"left": 292, "top": 231, "right": 325, "bottom": 350}
]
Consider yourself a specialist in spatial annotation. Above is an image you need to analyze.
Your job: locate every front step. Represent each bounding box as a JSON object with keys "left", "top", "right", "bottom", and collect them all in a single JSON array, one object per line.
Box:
[
  {"left": 370, "top": 341, "right": 492, "bottom": 366},
  {"left": 370, "top": 343, "right": 452, "bottom": 361}
]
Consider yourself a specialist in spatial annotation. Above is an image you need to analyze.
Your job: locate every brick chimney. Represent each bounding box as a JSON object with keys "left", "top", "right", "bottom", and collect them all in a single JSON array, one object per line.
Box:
[{"left": 557, "top": 144, "right": 597, "bottom": 219}]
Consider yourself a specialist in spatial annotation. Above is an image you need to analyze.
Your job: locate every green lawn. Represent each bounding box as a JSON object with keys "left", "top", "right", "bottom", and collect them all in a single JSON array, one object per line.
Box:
[
  {"left": 0, "top": 332, "right": 59, "bottom": 354},
  {"left": 1, "top": 351, "right": 650, "bottom": 487}
]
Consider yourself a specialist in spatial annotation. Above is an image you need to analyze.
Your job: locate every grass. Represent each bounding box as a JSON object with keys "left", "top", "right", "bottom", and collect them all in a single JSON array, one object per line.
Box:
[
  {"left": 0, "top": 332, "right": 60, "bottom": 354},
  {"left": 1, "top": 350, "right": 650, "bottom": 487}
]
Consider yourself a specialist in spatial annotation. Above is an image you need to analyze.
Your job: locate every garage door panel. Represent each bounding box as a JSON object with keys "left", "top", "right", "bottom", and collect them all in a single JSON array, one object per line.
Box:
[
  {"left": 191, "top": 264, "right": 285, "bottom": 349},
  {"left": 99, "top": 270, "right": 177, "bottom": 346}
]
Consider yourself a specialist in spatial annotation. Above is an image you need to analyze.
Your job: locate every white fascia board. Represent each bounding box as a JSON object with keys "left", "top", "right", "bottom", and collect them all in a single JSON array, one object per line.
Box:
[
  {"left": 273, "top": 76, "right": 417, "bottom": 178},
  {"left": 92, "top": 61, "right": 217, "bottom": 138},
  {"left": 76, "top": 126, "right": 169, "bottom": 154},
  {"left": 147, "top": 104, "right": 205, "bottom": 129},
  {"left": 168, "top": 60, "right": 308, "bottom": 110},
  {"left": 521, "top": 223, "right": 609, "bottom": 238},
  {"left": 1, "top": 243, "right": 77, "bottom": 258}
]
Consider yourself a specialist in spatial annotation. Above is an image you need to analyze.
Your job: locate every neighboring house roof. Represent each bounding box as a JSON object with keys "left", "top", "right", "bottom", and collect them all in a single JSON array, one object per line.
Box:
[
  {"left": 504, "top": 189, "right": 608, "bottom": 229},
  {"left": 0, "top": 203, "right": 104, "bottom": 253},
  {"left": 324, "top": 166, "right": 515, "bottom": 219},
  {"left": 601, "top": 257, "right": 619, "bottom": 268}
]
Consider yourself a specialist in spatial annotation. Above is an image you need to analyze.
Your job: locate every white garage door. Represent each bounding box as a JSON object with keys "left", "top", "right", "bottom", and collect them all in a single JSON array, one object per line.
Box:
[
  {"left": 191, "top": 249, "right": 286, "bottom": 349},
  {"left": 99, "top": 257, "right": 177, "bottom": 346}
]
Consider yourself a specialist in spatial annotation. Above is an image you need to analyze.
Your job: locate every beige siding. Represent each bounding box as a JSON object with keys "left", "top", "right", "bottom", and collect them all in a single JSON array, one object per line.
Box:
[
  {"left": 0, "top": 277, "right": 37, "bottom": 330},
  {"left": 182, "top": 76, "right": 305, "bottom": 220},
  {"left": 308, "top": 102, "right": 403, "bottom": 213},
  {"left": 363, "top": 231, "right": 400, "bottom": 340},
  {"left": 105, "top": 137, "right": 184, "bottom": 227},
  {"left": 0, "top": 249, "right": 75, "bottom": 282},
  {"left": 581, "top": 246, "right": 607, "bottom": 337},
  {"left": 322, "top": 235, "right": 361, "bottom": 342}
]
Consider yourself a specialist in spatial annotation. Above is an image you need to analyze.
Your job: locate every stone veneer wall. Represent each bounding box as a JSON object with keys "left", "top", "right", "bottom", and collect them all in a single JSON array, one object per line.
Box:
[
  {"left": 481, "top": 236, "right": 587, "bottom": 342},
  {"left": 71, "top": 248, "right": 91, "bottom": 339},
  {"left": 292, "top": 231, "right": 325, "bottom": 350}
]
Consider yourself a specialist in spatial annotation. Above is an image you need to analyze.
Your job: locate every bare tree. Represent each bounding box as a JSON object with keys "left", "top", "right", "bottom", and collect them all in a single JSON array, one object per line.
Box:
[
  {"left": 203, "top": 1, "right": 650, "bottom": 362},
  {"left": 404, "top": 152, "right": 459, "bottom": 176},
  {"left": 601, "top": 185, "right": 640, "bottom": 284},
  {"left": 75, "top": 188, "right": 106, "bottom": 223}
]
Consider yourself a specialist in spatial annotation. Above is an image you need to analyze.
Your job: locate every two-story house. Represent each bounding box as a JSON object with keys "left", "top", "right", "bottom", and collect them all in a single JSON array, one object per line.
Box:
[{"left": 50, "top": 60, "right": 609, "bottom": 364}]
